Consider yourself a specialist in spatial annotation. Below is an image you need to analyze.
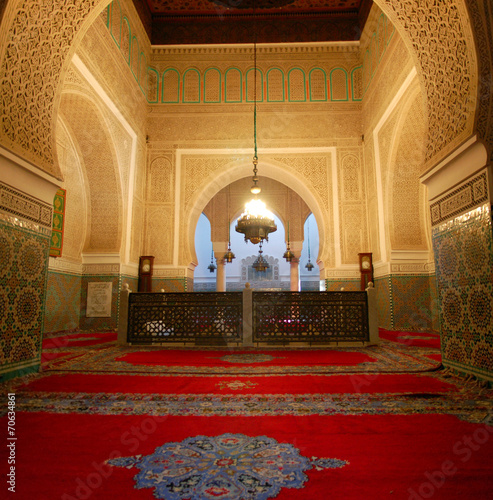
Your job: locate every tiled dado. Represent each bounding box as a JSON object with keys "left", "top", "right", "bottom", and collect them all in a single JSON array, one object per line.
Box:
[
  {"left": 373, "top": 275, "right": 437, "bottom": 332},
  {"left": 433, "top": 203, "right": 493, "bottom": 379},
  {"left": 324, "top": 275, "right": 437, "bottom": 332},
  {"left": 0, "top": 182, "right": 52, "bottom": 380},
  {"left": 44, "top": 271, "right": 82, "bottom": 334}
]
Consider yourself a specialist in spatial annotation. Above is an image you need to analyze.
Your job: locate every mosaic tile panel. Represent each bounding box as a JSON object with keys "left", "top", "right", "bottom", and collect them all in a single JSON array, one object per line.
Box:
[
  {"left": 300, "top": 280, "right": 320, "bottom": 291},
  {"left": 324, "top": 279, "right": 360, "bottom": 292},
  {"left": 44, "top": 271, "right": 81, "bottom": 334},
  {"left": 430, "top": 275, "right": 440, "bottom": 333},
  {"left": 0, "top": 220, "right": 50, "bottom": 380},
  {"left": 79, "top": 276, "right": 120, "bottom": 332},
  {"left": 152, "top": 278, "right": 188, "bottom": 292},
  {"left": 433, "top": 203, "right": 493, "bottom": 378},
  {"left": 121, "top": 276, "right": 138, "bottom": 293},
  {"left": 194, "top": 282, "right": 216, "bottom": 292},
  {"left": 390, "top": 275, "right": 438, "bottom": 332},
  {"left": 374, "top": 276, "right": 392, "bottom": 330}
]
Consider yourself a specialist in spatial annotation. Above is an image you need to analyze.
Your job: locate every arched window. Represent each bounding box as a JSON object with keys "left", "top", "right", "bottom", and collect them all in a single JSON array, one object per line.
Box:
[
  {"left": 183, "top": 69, "right": 200, "bottom": 103},
  {"left": 162, "top": 69, "right": 180, "bottom": 103}
]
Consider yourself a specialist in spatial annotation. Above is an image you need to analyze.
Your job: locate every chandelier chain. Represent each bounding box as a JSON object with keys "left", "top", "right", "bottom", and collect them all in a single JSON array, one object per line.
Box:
[{"left": 253, "top": 0, "right": 258, "bottom": 160}]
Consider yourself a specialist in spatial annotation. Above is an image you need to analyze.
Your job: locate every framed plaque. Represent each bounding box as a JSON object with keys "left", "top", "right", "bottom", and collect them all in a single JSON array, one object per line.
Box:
[{"left": 86, "top": 282, "right": 112, "bottom": 317}]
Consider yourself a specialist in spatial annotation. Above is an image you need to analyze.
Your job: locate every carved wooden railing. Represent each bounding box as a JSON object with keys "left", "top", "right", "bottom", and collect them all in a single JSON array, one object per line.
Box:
[
  {"left": 125, "top": 291, "right": 243, "bottom": 345},
  {"left": 252, "top": 291, "right": 369, "bottom": 343},
  {"left": 119, "top": 285, "right": 379, "bottom": 346}
]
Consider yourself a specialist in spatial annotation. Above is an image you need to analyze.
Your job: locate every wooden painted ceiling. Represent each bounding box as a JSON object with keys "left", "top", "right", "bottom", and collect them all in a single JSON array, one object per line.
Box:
[{"left": 133, "top": 0, "right": 373, "bottom": 44}]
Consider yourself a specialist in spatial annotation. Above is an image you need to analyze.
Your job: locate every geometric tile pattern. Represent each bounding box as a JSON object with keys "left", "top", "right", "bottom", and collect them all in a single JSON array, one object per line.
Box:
[
  {"left": 0, "top": 220, "right": 50, "bottom": 378},
  {"left": 373, "top": 275, "right": 438, "bottom": 333},
  {"left": 391, "top": 275, "right": 438, "bottom": 332},
  {"left": 374, "top": 277, "right": 392, "bottom": 330},
  {"left": 433, "top": 203, "right": 493, "bottom": 378},
  {"left": 44, "top": 271, "right": 81, "bottom": 334},
  {"left": 152, "top": 278, "right": 189, "bottom": 292},
  {"left": 324, "top": 279, "right": 360, "bottom": 292}
]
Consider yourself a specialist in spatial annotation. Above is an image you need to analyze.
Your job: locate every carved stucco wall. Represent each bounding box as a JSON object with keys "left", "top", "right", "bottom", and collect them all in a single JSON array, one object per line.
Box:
[
  {"left": 360, "top": 8, "right": 413, "bottom": 134},
  {"left": 54, "top": 118, "right": 87, "bottom": 262},
  {"left": 361, "top": 7, "right": 430, "bottom": 260},
  {"left": 168, "top": 148, "right": 368, "bottom": 274},
  {"left": 59, "top": 91, "right": 122, "bottom": 253},
  {"left": 57, "top": 60, "right": 141, "bottom": 259},
  {"left": 143, "top": 153, "right": 174, "bottom": 264},
  {"left": 337, "top": 150, "right": 369, "bottom": 264},
  {"left": 363, "top": 132, "right": 380, "bottom": 262},
  {"left": 359, "top": 6, "right": 436, "bottom": 332},
  {"left": 79, "top": 14, "right": 149, "bottom": 136},
  {"left": 0, "top": 0, "right": 488, "bottom": 181},
  {"left": 466, "top": 0, "right": 493, "bottom": 162},
  {"left": 0, "top": 0, "right": 107, "bottom": 175},
  {"left": 376, "top": 0, "right": 478, "bottom": 170},
  {"left": 389, "top": 90, "right": 428, "bottom": 251}
]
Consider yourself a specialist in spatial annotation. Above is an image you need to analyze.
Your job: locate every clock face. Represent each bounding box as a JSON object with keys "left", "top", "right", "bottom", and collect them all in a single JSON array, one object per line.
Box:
[
  {"left": 362, "top": 260, "right": 371, "bottom": 270},
  {"left": 142, "top": 263, "right": 150, "bottom": 273}
]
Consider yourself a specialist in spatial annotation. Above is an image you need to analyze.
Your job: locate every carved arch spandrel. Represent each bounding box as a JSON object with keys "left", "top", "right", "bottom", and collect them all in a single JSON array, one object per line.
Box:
[
  {"left": 374, "top": 0, "right": 479, "bottom": 171},
  {"left": 0, "top": 0, "right": 489, "bottom": 181},
  {"left": 181, "top": 156, "right": 331, "bottom": 273},
  {"left": 0, "top": 0, "right": 111, "bottom": 177}
]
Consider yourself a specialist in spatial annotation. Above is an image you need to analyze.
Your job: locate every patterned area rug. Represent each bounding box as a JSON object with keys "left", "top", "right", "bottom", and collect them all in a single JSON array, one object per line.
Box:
[
  {"left": 2, "top": 329, "right": 492, "bottom": 499},
  {"left": 40, "top": 342, "right": 440, "bottom": 375}
]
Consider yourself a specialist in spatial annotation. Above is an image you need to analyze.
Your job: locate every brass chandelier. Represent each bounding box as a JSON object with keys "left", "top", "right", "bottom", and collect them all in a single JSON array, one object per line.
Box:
[{"left": 235, "top": 1, "right": 277, "bottom": 248}]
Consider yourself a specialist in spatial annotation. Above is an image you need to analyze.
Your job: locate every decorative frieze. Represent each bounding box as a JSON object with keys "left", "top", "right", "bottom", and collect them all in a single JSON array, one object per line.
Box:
[
  {"left": 390, "top": 263, "right": 435, "bottom": 274},
  {"left": 153, "top": 268, "right": 188, "bottom": 277},
  {"left": 48, "top": 257, "right": 83, "bottom": 275},
  {"left": 430, "top": 171, "right": 489, "bottom": 226},
  {"left": 0, "top": 182, "right": 52, "bottom": 229},
  {"left": 82, "top": 263, "right": 121, "bottom": 275}
]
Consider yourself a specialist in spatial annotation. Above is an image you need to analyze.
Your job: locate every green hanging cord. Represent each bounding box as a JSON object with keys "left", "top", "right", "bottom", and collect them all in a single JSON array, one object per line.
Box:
[{"left": 253, "top": 0, "right": 258, "bottom": 160}]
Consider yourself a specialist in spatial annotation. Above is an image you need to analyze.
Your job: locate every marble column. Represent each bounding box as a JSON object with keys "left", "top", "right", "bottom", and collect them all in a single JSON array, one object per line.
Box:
[
  {"left": 288, "top": 242, "right": 303, "bottom": 291},
  {"left": 290, "top": 258, "right": 299, "bottom": 291},
  {"left": 214, "top": 252, "right": 226, "bottom": 292}
]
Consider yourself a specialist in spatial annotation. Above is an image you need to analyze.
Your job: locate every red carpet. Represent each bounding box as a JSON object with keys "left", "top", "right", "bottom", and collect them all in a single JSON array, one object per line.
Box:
[
  {"left": 19, "top": 372, "right": 456, "bottom": 395},
  {"left": 116, "top": 348, "right": 377, "bottom": 367},
  {"left": 2, "top": 329, "right": 491, "bottom": 500},
  {"left": 379, "top": 329, "right": 441, "bottom": 348},
  {"left": 2, "top": 413, "right": 492, "bottom": 500},
  {"left": 43, "top": 331, "right": 117, "bottom": 349}
]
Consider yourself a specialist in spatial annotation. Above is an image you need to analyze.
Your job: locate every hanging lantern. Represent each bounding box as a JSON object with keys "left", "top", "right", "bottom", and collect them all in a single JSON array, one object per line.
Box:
[
  {"left": 236, "top": 199, "right": 277, "bottom": 245},
  {"left": 224, "top": 241, "right": 235, "bottom": 263},
  {"left": 305, "top": 219, "right": 314, "bottom": 271},
  {"left": 224, "top": 217, "right": 235, "bottom": 263},
  {"left": 207, "top": 249, "right": 216, "bottom": 273},
  {"left": 252, "top": 242, "right": 269, "bottom": 272},
  {"left": 283, "top": 221, "right": 294, "bottom": 262}
]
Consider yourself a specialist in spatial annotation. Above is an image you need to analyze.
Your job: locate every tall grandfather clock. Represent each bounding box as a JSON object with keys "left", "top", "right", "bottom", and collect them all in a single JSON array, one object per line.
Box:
[
  {"left": 138, "top": 256, "right": 154, "bottom": 292},
  {"left": 358, "top": 253, "right": 373, "bottom": 291}
]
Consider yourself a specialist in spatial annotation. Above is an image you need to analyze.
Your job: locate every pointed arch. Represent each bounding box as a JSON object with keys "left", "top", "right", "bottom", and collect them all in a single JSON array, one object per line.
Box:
[{"left": 58, "top": 90, "right": 123, "bottom": 254}]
